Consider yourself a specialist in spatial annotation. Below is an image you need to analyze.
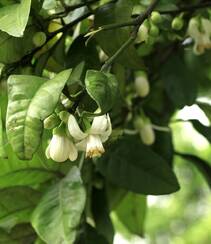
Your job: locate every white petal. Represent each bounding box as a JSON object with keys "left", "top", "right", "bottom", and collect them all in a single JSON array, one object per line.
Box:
[
  {"left": 90, "top": 114, "right": 108, "bottom": 134},
  {"left": 68, "top": 114, "right": 87, "bottom": 141},
  {"left": 100, "top": 114, "right": 112, "bottom": 142},
  {"left": 68, "top": 141, "right": 78, "bottom": 161},
  {"left": 49, "top": 135, "right": 69, "bottom": 162},
  {"left": 76, "top": 139, "right": 87, "bottom": 152},
  {"left": 86, "top": 135, "right": 105, "bottom": 158}
]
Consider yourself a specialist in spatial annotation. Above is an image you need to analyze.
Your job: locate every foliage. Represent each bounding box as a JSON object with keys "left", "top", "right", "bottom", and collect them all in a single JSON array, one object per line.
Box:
[{"left": 0, "top": 0, "right": 211, "bottom": 243}]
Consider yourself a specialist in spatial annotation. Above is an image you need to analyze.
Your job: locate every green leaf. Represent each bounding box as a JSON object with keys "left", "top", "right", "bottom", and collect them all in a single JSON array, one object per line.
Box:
[
  {"left": 0, "top": 0, "right": 31, "bottom": 37},
  {"left": 115, "top": 193, "right": 147, "bottom": 237},
  {"left": 0, "top": 26, "right": 37, "bottom": 64},
  {"left": 161, "top": 54, "right": 197, "bottom": 108},
  {"left": 176, "top": 152, "right": 211, "bottom": 188},
  {"left": 94, "top": 0, "right": 144, "bottom": 69},
  {"left": 0, "top": 224, "right": 36, "bottom": 244},
  {"left": 76, "top": 224, "right": 109, "bottom": 244},
  {"left": 32, "top": 166, "right": 86, "bottom": 244},
  {"left": 0, "top": 187, "right": 41, "bottom": 231},
  {"left": 6, "top": 69, "right": 71, "bottom": 160},
  {"left": 97, "top": 136, "right": 180, "bottom": 195},
  {"left": 92, "top": 188, "right": 114, "bottom": 243},
  {"left": 190, "top": 120, "right": 211, "bottom": 143},
  {"left": 66, "top": 36, "right": 100, "bottom": 70},
  {"left": 85, "top": 70, "right": 118, "bottom": 113}
]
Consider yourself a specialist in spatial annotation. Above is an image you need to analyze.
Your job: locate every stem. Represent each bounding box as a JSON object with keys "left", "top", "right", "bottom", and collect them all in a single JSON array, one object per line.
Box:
[{"left": 101, "top": 0, "right": 160, "bottom": 71}]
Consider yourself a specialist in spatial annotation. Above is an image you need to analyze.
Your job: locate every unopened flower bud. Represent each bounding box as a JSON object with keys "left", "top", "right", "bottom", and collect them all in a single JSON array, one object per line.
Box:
[
  {"left": 135, "top": 73, "right": 150, "bottom": 98},
  {"left": 140, "top": 124, "right": 155, "bottom": 145},
  {"left": 44, "top": 114, "right": 60, "bottom": 129},
  {"left": 172, "top": 17, "right": 184, "bottom": 30},
  {"left": 33, "top": 32, "right": 47, "bottom": 47},
  {"left": 149, "top": 24, "right": 159, "bottom": 37},
  {"left": 151, "top": 11, "right": 162, "bottom": 24}
]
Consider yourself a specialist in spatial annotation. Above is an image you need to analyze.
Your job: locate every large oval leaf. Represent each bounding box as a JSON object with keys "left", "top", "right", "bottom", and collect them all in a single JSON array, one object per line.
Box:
[
  {"left": 0, "top": 0, "right": 31, "bottom": 37},
  {"left": 32, "top": 166, "right": 86, "bottom": 244},
  {"left": 6, "top": 69, "right": 71, "bottom": 160},
  {"left": 94, "top": 0, "right": 144, "bottom": 69},
  {"left": 97, "top": 136, "right": 180, "bottom": 195}
]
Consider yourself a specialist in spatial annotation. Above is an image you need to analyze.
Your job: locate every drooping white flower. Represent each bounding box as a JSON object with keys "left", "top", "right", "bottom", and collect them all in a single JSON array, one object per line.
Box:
[
  {"left": 46, "top": 134, "right": 78, "bottom": 162},
  {"left": 188, "top": 17, "right": 211, "bottom": 55},
  {"left": 68, "top": 114, "right": 112, "bottom": 158}
]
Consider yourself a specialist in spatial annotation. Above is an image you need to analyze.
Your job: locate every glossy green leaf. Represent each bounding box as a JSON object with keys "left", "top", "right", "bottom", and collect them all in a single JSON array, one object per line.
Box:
[
  {"left": 115, "top": 193, "right": 147, "bottom": 237},
  {"left": 0, "top": 224, "right": 36, "bottom": 244},
  {"left": 97, "top": 136, "right": 180, "bottom": 195},
  {"left": 0, "top": 187, "right": 41, "bottom": 231},
  {"left": 94, "top": 0, "right": 144, "bottom": 69},
  {"left": 6, "top": 69, "right": 71, "bottom": 160},
  {"left": 85, "top": 70, "right": 118, "bottom": 113},
  {"left": 0, "top": 0, "right": 31, "bottom": 37},
  {"left": 161, "top": 54, "right": 197, "bottom": 108},
  {"left": 32, "top": 166, "right": 86, "bottom": 244}
]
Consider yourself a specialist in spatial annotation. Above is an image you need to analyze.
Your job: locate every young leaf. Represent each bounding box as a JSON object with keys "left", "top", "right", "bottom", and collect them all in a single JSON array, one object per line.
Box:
[
  {"left": 114, "top": 193, "right": 147, "bottom": 237},
  {"left": 94, "top": 0, "right": 144, "bottom": 69},
  {"left": 0, "top": 187, "right": 41, "bottom": 231},
  {"left": 6, "top": 69, "right": 71, "bottom": 160},
  {"left": 85, "top": 70, "right": 118, "bottom": 114},
  {"left": 32, "top": 166, "right": 86, "bottom": 244},
  {"left": 0, "top": 0, "right": 31, "bottom": 37},
  {"left": 97, "top": 136, "right": 180, "bottom": 195}
]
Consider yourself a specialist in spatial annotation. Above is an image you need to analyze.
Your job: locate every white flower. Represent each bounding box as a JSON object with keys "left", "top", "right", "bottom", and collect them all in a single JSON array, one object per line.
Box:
[
  {"left": 46, "top": 134, "right": 78, "bottom": 162},
  {"left": 188, "top": 18, "right": 211, "bottom": 55},
  {"left": 68, "top": 114, "right": 112, "bottom": 158}
]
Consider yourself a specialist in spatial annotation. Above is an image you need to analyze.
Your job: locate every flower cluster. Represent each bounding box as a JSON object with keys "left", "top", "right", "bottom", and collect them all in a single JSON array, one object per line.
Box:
[
  {"left": 45, "top": 114, "right": 112, "bottom": 163},
  {"left": 188, "top": 17, "right": 211, "bottom": 55}
]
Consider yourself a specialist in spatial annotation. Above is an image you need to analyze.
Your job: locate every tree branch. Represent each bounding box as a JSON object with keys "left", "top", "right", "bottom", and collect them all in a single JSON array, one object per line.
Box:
[{"left": 101, "top": 0, "right": 160, "bottom": 72}]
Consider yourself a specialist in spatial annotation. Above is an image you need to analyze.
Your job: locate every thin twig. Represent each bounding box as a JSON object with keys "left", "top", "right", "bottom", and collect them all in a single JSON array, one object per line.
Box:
[{"left": 101, "top": 0, "right": 160, "bottom": 72}]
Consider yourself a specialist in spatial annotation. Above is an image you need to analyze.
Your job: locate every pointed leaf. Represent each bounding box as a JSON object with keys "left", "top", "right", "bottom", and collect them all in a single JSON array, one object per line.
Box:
[
  {"left": 6, "top": 69, "right": 71, "bottom": 159},
  {"left": 0, "top": 0, "right": 31, "bottom": 37},
  {"left": 32, "top": 166, "right": 86, "bottom": 244}
]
